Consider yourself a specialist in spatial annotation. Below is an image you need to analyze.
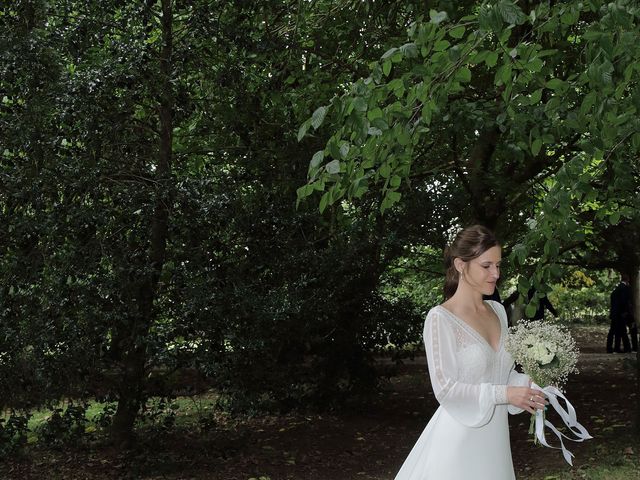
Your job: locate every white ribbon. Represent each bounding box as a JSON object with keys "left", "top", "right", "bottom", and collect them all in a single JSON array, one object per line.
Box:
[{"left": 531, "top": 382, "right": 593, "bottom": 466}]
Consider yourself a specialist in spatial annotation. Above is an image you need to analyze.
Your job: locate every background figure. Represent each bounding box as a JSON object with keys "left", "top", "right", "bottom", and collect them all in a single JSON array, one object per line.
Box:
[
  {"left": 626, "top": 280, "right": 637, "bottom": 352},
  {"left": 526, "top": 288, "right": 558, "bottom": 321},
  {"left": 606, "top": 273, "right": 632, "bottom": 353},
  {"left": 629, "top": 318, "right": 638, "bottom": 352}
]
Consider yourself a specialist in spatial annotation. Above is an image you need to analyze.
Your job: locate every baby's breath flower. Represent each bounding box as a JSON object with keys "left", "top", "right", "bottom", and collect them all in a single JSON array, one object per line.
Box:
[{"left": 505, "top": 320, "right": 579, "bottom": 389}]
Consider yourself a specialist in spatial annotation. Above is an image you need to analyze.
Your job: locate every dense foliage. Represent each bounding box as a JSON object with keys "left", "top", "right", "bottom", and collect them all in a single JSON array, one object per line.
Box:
[
  {"left": 0, "top": 0, "right": 638, "bottom": 449},
  {"left": 0, "top": 0, "right": 429, "bottom": 446},
  {"left": 298, "top": 0, "right": 640, "bottom": 314}
]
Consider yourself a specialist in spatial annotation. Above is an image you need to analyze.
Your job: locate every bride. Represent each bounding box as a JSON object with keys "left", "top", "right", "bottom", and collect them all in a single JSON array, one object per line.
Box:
[{"left": 394, "top": 225, "right": 547, "bottom": 480}]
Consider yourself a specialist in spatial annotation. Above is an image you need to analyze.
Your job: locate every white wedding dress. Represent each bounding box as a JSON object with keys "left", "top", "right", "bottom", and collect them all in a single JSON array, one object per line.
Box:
[{"left": 394, "top": 300, "right": 529, "bottom": 480}]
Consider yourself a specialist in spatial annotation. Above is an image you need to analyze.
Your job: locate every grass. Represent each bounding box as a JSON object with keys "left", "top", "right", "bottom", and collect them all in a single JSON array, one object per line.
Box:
[
  {"left": 526, "top": 438, "right": 640, "bottom": 480},
  {"left": 544, "top": 463, "right": 640, "bottom": 480},
  {"left": 3, "top": 393, "right": 222, "bottom": 445}
]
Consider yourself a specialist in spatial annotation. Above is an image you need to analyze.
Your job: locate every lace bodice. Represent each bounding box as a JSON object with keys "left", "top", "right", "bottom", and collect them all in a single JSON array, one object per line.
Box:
[{"left": 424, "top": 301, "right": 529, "bottom": 427}]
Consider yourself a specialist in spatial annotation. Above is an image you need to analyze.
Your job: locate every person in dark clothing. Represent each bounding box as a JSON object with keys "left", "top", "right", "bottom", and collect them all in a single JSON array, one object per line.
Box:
[
  {"left": 526, "top": 288, "right": 558, "bottom": 321},
  {"left": 606, "top": 273, "right": 632, "bottom": 353},
  {"left": 624, "top": 277, "right": 637, "bottom": 352},
  {"left": 629, "top": 315, "right": 638, "bottom": 352}
]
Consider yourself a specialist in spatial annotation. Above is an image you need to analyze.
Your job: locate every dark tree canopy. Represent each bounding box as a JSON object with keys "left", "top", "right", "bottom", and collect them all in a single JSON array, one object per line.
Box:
[{"left": 0, "top": 0, "right": 638, "bottom": 448}]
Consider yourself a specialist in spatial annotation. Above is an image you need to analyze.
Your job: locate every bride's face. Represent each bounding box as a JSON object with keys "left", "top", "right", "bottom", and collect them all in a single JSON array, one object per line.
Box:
[{"left": 456, "top": 246, "right": 501, "bottom": 296}]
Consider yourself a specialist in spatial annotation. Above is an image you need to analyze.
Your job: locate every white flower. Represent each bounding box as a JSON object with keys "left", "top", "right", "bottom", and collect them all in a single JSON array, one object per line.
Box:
[
  {"left": 505, "top": 319, "right": 579, "bottom": 389},
  {"left": 527, "top": 342, "right": 555, "bottom": 365}
]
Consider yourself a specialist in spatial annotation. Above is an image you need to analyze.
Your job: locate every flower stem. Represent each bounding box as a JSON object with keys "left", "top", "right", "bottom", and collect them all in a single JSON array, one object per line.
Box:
[{"left": 529, "top": 413, "right": 538, "bottom": 445}]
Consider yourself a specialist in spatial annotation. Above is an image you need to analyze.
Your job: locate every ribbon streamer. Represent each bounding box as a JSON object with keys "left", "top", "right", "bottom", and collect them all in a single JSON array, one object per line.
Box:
[{"left": 531, "top": 382, "right": 593, "bottom": 466}]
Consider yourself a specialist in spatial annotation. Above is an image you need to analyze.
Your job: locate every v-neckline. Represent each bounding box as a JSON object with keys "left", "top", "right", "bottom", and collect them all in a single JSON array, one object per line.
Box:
[{"left": 436, "top": 302, "right": 503, "bottom": 354}]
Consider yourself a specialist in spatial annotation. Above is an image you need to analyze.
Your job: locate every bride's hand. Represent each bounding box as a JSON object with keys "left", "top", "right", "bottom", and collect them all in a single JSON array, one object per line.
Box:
[{"left": 507, "top": 386, "right": 548, "bottom": 414}]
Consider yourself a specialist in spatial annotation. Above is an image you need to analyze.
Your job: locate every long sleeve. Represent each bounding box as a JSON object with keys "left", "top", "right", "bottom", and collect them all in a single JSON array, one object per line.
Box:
[{"left": 424, "top": 309, "right": 504, "bottom": 428}]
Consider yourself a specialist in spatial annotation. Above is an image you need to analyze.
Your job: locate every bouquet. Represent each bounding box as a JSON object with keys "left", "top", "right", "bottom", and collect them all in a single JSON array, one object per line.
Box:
[
  {"left": 505, "top": 319, "right": 579, "bottom": 389},
  {"left": 505, "top": 320, "right": 591, "bottom": 465}
]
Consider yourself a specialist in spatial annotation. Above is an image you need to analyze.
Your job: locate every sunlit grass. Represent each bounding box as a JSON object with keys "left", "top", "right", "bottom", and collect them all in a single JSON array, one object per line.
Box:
[
  {"left": 3, "top": 392, "right": 222, "bottom": 445},
  {"left": 525, "top": 442, "right": 640, "bottom": 480}
]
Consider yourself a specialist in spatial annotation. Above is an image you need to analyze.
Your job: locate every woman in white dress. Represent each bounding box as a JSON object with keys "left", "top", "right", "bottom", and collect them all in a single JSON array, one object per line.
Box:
[{"left": 394, "top": 225, "right": 547, "bottom": 480}]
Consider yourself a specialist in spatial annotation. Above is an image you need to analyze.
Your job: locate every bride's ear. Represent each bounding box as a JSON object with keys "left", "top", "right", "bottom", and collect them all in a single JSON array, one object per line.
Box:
[{"left": 454, "top": 257, "right": 465, "bottom": 275}]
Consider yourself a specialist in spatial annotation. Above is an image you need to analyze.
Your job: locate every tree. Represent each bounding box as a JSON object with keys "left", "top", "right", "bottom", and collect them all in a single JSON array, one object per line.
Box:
[
  {"left": 297, "top": 0, "right": 640, "bottom": 429},
  {"left": 0, "top": 0, "right": 435, "bottom": 446},
  {"left": 297, "top": 0, "right": 640, "bottom": 308}
]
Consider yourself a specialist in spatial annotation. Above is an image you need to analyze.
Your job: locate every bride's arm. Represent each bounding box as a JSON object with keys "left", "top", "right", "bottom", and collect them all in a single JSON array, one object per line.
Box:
[{"left": 424, "top": 309, "right": 506, "bottom": 428}]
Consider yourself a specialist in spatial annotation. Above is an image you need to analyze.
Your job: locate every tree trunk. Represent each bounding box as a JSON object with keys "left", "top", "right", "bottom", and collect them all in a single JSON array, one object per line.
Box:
[
  {"left": 110, "top": 0, "right": 174, "bottom": 447},
  {"left": 110, "top": 339, "right": 147, "bottom": 447},
  {"left": 466, "top": 126, "right": 501, "bottom": 228}
]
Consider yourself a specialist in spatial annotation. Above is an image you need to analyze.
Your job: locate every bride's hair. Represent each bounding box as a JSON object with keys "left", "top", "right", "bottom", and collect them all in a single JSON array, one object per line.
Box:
[{"left": 444, "top": 225, "right": 499, "bottom": 300}]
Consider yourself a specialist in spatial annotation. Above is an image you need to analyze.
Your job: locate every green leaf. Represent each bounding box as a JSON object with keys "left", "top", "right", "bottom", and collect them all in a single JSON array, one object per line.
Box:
[
  {"left": 528, "top": 57, "right": 544, "bottom": 72},
  {"left": 434, "top": 40, "right": 450, "bottom": 52},
  {"left": 422, "top": 102, "right": 433, "bottom": 125},
  {"left": 379, "top": 163, "right": 391, "bottom": 179},
  {"left": 383, "top": 60, "right": 392, "bottom": 77},
  {"left": 545, "top": 78, "right": 565, "bottom": 90},
  {"left": 561, "top": 9, "right": 579, "bottom": 26},
  {"left": 381, "top": 190, "right": 402, "bottom": 213},
  {"left": 455, "top": 67, "right": 472, "bottom": 83},
  {"left": 472, "top": 50, "right": 489, "bottom": 64},
  {"left": 367, "top": 108, "right": 383, "bottom": 121},
  {"left": 531, "top": 138, "right": 542, "bottom": 156},
  {"left": 485, "top": 51, "right": 499, "bottom": 67},
  {"left": 325, "top": 159, "right": 340, "bottom": 174},
  {"left": 543, "top": 240, "right": 559, "bottom": 257},
  {"left": 609, "top": 211, "right": 621, "bottom": 225},
  {"left": 498, "top": 0, "right": 525, "bottom": 25},
  {"left": 525, "top": 303, "right": 537, "bottom": 318},
  {"left": 371, "top": 117, "right": 389, "bottom": 131},
  {"left": 513, "top": 244, "right": 527, "bottom": 265},
  {"left": 390, "top": 175, "right": 401, "bottom": 188},
  {"left": 297, "top": 119, "right": 311, "bottom": 142},
  {"left": 381, "top": 47, "right": 398, "bottom": 60},
  {"left": 319, "top": 191, "right": 330, "bottom": 213},
  {"left": 582, "top": 30, "right": 602, "bottom": 41},
  {"left": 328, "top": 139, "right": 341, "bottom": 159},
  {"left": 388, "top": 191, "right": 401, "bottom": 203},
  {"left": 353, "top": 183, "right": 368, "bottom": 198},
  {"left": 529, "top": 88, "right": 543, "bottom": 105},
  {"left": 399, "top": 42, "right": 418, "bottom": 58},
  {"left": 310, "top": 150, "right": 324, "bottom": 169},
  {"left": 495, "top": 64, "right": 512, "bottom": 85},
  {"left": 311, "top": 106, "right": 327, "bottom": 130},
  {"left": 353, "top": 97, "right": 367, "bottom": 112},
  {"left": 296, "top": 184, "right": 313, "bottom": 200},
  {"left": 339, "top": 143, "right": 350, "bottom": 159},
  {"left": 449, "top": 25, "right": 466, "bottom": 39},
  {"left": 580, "top": 91, "right": 596, "bottom": 116},
  {"left": 518, "top": 275, "right": 530, "bottom": 293},
  {"left": 429, "top": 10, "right": 448, "bottom": 24}
]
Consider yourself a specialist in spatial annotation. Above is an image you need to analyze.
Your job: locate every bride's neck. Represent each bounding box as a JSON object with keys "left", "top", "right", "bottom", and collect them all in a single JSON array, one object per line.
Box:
[{"left": 448, "top": 283, "right": 485, "bottom": 312}]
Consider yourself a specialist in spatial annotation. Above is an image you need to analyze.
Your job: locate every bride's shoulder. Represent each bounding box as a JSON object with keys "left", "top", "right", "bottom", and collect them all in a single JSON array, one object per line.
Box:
[
  {"left": 485, "top": 300, "right": 508, "bottom": 323},
  {"left": 425, "top": 304, "right": 448, "bottom": 322}
]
